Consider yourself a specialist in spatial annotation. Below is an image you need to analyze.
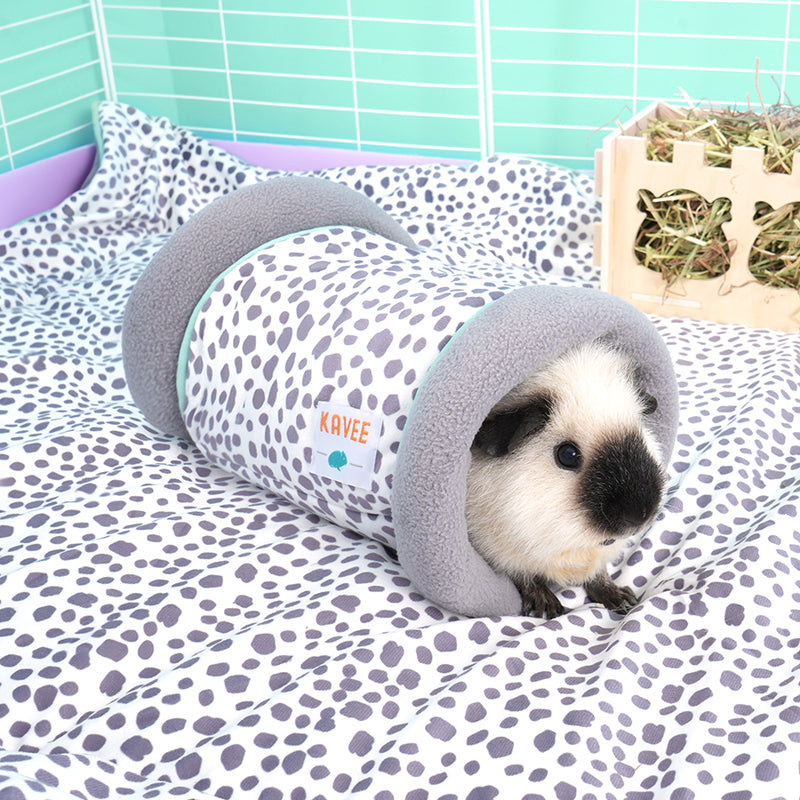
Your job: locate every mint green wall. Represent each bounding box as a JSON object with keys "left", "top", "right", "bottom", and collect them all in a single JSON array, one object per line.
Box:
[{"left": 1, "top": 1, "right": 797, "bottom": 175}]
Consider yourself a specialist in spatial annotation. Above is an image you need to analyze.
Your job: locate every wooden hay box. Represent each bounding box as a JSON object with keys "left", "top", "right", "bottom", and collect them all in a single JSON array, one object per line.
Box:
[{"left": 593, "top": 100, "right": 800, "bottom": 331}]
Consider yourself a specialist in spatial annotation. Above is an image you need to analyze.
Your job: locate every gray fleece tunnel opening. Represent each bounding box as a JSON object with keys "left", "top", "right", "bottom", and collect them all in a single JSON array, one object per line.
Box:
[
  {"left": 393, "top": 285, "right": 679, "bottom": 617},
  {"left": 122, "top": 176, "right": 680, "bottom": 618}
]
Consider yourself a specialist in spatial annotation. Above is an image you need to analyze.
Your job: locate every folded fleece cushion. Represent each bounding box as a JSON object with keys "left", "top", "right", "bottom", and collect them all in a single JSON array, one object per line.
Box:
[{"left": 122, "top": 176, "right": 679, "bottom": 617}]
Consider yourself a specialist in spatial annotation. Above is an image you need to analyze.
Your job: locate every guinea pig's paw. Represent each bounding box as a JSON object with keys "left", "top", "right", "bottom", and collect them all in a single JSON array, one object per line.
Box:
[
  {"left": 515, "top": 574, "right": 566, "bottom": 619},
  {"left": 584, "top": 573, "right": 638, "bottom": 615}
]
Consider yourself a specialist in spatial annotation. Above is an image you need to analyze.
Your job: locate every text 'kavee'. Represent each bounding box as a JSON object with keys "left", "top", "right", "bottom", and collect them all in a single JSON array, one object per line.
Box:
[{"left": 311, "top": 401, "right": 382, "bottom": 490}]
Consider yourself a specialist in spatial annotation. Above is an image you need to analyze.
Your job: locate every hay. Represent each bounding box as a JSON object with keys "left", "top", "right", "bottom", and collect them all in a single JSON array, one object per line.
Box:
[
  {"left": 636, "top": 104, "right": 800, "bottom": 289},
  {"left": 635, "top": 188, "right": 733, "bottom": 285},
  {"left": 750, "top": 200, "right": 800, "bottom": 288},
  {"left": 643, "top": 104, "right": 800, "bottom": 174}
]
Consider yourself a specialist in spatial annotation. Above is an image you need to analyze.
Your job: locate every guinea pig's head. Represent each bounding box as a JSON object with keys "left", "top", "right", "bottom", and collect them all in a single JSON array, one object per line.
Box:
[{"left": 471, "top": 340, "right": 666, "bottom": 550}]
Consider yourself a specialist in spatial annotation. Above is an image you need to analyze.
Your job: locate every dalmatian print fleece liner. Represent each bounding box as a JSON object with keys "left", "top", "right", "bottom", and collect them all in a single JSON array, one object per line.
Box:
[{"left": 0, "top": 102, "right": 798, "bottom": 799}]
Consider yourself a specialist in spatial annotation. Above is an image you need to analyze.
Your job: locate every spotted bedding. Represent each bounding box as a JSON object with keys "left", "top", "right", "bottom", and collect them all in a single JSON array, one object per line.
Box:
[{"left": 0, "top": 102, "right": 797, "bottom": 800}]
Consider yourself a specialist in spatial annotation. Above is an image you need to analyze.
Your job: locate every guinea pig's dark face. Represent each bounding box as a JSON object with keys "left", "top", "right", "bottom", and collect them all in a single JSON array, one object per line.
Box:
[{"left": 564, "top": 432, "right": 664, "bottom": 540}]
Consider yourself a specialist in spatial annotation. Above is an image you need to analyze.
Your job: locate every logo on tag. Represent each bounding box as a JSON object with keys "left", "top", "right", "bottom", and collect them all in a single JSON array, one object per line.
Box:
[{"left": 311, "top": 402, "right": 382, "bottom": 489}]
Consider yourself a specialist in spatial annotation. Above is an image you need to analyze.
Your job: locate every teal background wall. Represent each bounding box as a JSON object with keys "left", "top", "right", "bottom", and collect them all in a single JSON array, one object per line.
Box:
[{"left": 1, "top": 1, "right": 797, "bottom": 175}]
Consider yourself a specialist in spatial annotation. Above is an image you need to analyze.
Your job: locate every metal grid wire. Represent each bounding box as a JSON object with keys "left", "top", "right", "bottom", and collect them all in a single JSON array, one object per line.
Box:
[{"left": 1, "top": 0, "right": 798, "bottom": 174}]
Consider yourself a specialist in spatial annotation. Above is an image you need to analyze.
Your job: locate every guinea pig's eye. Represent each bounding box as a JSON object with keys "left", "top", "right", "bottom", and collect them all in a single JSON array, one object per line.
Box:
[{"left": 555, "top": 441, "right": 582, "bottom": 470}]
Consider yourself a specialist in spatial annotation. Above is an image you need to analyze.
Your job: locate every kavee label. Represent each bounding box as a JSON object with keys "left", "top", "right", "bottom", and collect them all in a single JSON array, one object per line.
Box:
[{"left": 311, "top": 401, "right": 382, "bottom": 490}]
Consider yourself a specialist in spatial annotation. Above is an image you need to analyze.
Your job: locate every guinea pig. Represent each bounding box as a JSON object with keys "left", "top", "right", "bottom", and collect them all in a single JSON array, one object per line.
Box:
[{"left": 465, "top": 339, "right": 665, "bottom": 619}]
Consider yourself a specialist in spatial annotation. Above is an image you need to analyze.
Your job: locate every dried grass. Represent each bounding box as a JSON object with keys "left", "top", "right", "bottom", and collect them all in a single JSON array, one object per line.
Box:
[
  {"left": 636, "top": 103, "right": 800, "bottom": 288},
  {"left": 750, "top": 200, "right": 800, "bottom": 288},
  {"left": 643, "top": 104, "right": 800, "bottom": 174},
  {"left": 635, "top": 188, "right": 733, "bottom": 285}
]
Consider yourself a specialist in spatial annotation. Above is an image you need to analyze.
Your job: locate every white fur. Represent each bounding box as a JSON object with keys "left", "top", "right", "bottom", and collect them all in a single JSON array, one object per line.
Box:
[{"left": 466, "top": 341, "right": 662, "bottom": 587}]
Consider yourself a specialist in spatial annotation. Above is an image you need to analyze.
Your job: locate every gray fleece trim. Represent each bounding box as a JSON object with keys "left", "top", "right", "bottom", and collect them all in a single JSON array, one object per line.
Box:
[
  {"left": 392, "top": 285, "right": 679, "bottom": 618},
  {"left": 122, "top": 176, "right": 415, "bottom": 438}
]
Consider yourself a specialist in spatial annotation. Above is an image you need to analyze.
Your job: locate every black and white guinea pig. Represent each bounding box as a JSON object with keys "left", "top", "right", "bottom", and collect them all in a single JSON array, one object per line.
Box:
[{"left": 466, "top": 339, "right": 665, "bottom": 619}]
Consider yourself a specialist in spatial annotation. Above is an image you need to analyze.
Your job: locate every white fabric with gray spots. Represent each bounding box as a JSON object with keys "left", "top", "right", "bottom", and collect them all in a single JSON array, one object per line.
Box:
[
  {"left": 0, "top": 102, "right": 797, "bottom": 800},
  {"left": 182, "top": 226, "right": 518, "bottom": 549}
]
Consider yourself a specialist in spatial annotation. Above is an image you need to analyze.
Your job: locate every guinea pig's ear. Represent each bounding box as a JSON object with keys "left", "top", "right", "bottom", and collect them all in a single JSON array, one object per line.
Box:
[
  {"left": 640, "top": 391, "right": 658, "bottom": 415},
  {"left": 473, "top": 393, "right": 553, "bottom": 457},
  {"left": 632, "top": 363, "right": 658, "bottom": 415}
]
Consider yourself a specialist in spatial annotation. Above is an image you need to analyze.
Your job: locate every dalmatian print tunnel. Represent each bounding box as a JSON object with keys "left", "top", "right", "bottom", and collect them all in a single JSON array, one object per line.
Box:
[{"left": 122, "top": 175, "right": 679, "bottom": 618}]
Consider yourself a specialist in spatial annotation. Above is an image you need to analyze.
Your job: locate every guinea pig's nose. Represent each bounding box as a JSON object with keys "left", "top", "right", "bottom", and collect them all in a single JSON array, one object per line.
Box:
[
  {"left": 621, "top": 505, "right": 654, "bottom": 528},
  {"left": 581, "top": 433, "right": 664, "bottom": 535},
  {"left": 600, "top": 491, "right": 661, "bottom": 536},
  {"left": 599, "top": 496, "right": 658, "bottom": 536}
]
